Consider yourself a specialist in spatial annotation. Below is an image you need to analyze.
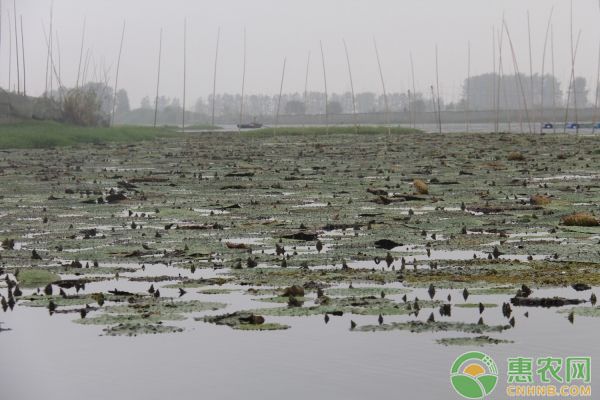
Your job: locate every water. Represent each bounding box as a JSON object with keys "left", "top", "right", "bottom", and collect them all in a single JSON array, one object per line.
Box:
[{"left": 2, "top": 265, "right": 597, "bottom": 400}]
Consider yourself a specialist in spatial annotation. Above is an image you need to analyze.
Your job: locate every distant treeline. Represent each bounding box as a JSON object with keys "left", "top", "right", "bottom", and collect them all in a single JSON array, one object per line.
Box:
[{"left": 40, "top": 72, "right": 595, "bottom": 125}]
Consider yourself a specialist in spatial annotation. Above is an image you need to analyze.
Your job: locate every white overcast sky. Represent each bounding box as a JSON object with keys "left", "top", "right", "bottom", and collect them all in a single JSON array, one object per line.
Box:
[{"left": 3, "top": 0, "right": 600, "bottom": 107}]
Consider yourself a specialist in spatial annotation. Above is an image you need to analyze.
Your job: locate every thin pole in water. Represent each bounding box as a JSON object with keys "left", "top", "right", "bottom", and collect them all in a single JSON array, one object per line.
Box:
[
  {"left": 527, "top": 10, "right": 534, "bottom": 123},
  {"left": 111, "top": 20, "right": 126, "bottom": 127},
  {"left": 19, "top": 14, "right": 24, "bottom": 96},
  {"left": 540, "top": 7, "right": 554, "bottom": 134},
  {"left": 303, "top": 51, "right": 310, "bottom": 132},
  {"left": 153, "top": 28, "right": 162, "bottom": 129},
  {"left": 410, "top": 52, "right": 417, "bottom": 128},
  {"left": 504, "top": 19, "right": 532, "bottom": 134},
  {"left": 492, "top": 27, "right": 497, "bottom": 133},
  {"left": 75, "top": 17, "right": 86, "bottom": 89},
  {"left": 211, "top": 27, "right": 220, "bottom": 127},
  {"left": 434, "top": 44, "right": 442, "bottom": 134},
  {"left": 7, "top": 10, "right": 11, "bottom": 93},
  {"left": 238, "top": 27, "right": 246, "bottom": 132},
  {"left": 374, "top": 38, "right": 390, "bottom": 136},
  {"left": 12, "top": 0, "right": 18, "bottom": 94},
  {"left": 465, "top": 41, "right": 470, "bottom": 133},
  {"left": 592, "top": 40, "right": 600, "bottom": 135},
  {"left": 319, "top": 40, "right": 328, "bottom": 134},
  {"left": 550, "top": 25, "right": 556, "bottom": 134},
  {"left": 274, "top": 57, "right": 286, "bottom": 135},
  {"left": 343, "top": 39, "right": 358, "bottom": 134},
  {"left": 182, "top": 18, "right": 187, "bottom": 133}
]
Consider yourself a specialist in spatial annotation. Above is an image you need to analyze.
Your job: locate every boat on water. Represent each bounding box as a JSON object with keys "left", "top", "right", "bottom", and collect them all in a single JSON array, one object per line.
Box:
[{"left": 236, "top": 122, "right": 263, "bottom": 129}]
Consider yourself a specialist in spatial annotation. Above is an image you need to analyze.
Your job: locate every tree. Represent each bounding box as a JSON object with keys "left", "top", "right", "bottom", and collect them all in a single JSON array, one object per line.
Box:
[
  {"left": 140, "top": 96, "right": 151, "bottom": 109},
  {"left": 284, "top": 100, "right": 306, "bottom": 115},
  {"left": 115, "top": 89, "right": 130, "bottom": 114}
]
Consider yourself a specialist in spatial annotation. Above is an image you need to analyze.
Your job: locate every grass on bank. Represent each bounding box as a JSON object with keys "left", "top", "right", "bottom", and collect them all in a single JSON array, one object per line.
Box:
[
  {"left": 0, "top": 120, "right": 172, "bottom": 149},
  {"left": 243, "top": 125, "right": 422, "bottom": 137}
]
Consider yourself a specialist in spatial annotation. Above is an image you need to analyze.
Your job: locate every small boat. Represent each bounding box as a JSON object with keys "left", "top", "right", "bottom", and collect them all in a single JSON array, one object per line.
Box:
[
  {"left": 542, "top": 123, "right": 553, "bottom": 129},
  {"left": 566, "top": 122, "right": 580, "bottom": 129},
  {"left": 236, "top": 122, "right": 263, "bottom": 129}
]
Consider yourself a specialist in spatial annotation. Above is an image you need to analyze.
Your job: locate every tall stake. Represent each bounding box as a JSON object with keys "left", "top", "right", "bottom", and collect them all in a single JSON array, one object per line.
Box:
[
  {"left": 12, "top": 0, "right": 18, "bottom": 94},
  {"left": 563, "top": 30, "right": 581, "bottom": 134},
  {"left": 504, "top": 19, "right": 532, "bottom": 134},
  {"left": 76, "top": 17, "right": 86, "bottom": 88},
  {"left": 303, "top": 51, "right": 310, "bottom": 131},
  {"left": 182, "top": 18, "right": 187, "bottom": 132},
  {"left": 492, "top": 27, "right": 497, "bottom": 133},
  {"left": 592, "top": 40, "right": 600, "bottom": 134},
  {"left": 19, "top": 14, "right": 24, "bottom": 95},
  {"left": 465, "top": 41, "right": 470, "bottom": 133},
  {"left": 153, "top": 28, "right": 162, "bottom": 128},
  {"left": 274, "top": 57, "right": 286, "bottom": 135},
  {"left": 434, "top": 44, "right": 442, "bottom": 134},
  {"left": 374, "top": 38, "right": 390, "bottom": 136},
  {"left": 211, "top": 27, "right": 220, "bottom": 127},
  {"left": 540, "top": 7, "right": 554, "bottom": 133},
  {"left": 527, "top": 11, "right": 534, "bottom": 114},
  {"left": 238, "top": 27, "right": 246, "bottom": 131},
  {"left": 410, "top": 52, "right": 417, "bottom": 128},
  {"left": 319, "top": 40, "right": 328, "bottom": 134},
  {"left": 111, "top": 20, "right": 125, "bottom": 127},
  {"left": 343, "top": 39, "right": 358, "bottom": 134},
  {"left": 550, "top": 25, "right": 556, "bottom": 134},
  {"left": 497, "top": 26, "right": 507, "bottom": 132},
  {"left": 8, "top": 11, "right": 11, "bottom": 92}
]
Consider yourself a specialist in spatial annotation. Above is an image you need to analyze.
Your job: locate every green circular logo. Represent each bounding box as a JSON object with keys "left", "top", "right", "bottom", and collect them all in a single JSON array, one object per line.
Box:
[{"left": 450, "top": 351, "right": 498, "bottom": 399}]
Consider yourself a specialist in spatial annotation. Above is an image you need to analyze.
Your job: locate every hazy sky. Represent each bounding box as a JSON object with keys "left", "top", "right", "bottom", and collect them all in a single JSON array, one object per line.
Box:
[{"left": 4, "top": 0, "right": 600, "bottom": 107}]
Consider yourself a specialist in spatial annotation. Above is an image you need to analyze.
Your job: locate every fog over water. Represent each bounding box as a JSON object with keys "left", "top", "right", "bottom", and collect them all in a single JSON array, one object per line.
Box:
[{"left": 5, "top": 0, "right": 600, "bottom": 107}]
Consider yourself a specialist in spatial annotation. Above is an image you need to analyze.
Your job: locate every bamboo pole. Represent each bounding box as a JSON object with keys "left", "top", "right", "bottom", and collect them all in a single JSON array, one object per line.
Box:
[
  {"left": 153, "top": 28, "right": 162, "bottom": 128},
  {"left": 497, "top": 26, "right": 509, "bottom": 132},
  {"left": 563, "top": 30, "right": 581, "bottom": 134},
  {"left": 274, "top": 57, "right": 286, "bottom": 135},
  {"left": 8, "top": 11, "right": 11, "bottom": 92},
  {"left": 434, "top": 44, "right": 442, "bottom": 134},
  {"left": 343, "top": 39, "right": 358, "bottom": 134},
  {"left": 238, "top": 27, "right": 246, "bottom": 131},
  {"left": 12, "top": 0, "right": 18, "bottom": 94},
  {"left": 504, "top": 19, "right": 532, "bottom": 134},
  {"left": 465, "top": 41, "right": 470, "bottom": 133},
  {"left": 374, "top": 38, "right": 391, "bottom": 136},
  {"left": 211, "top": 27, "right": 220, "bottom": 127},
  {"left": 19, "top": 14, "right": 24, "bottom": 95},
  {"left": 410, "top": 52, "right": 417, "bottom": 128},
  {"left": 319, "top": 40, "right": 328, "bottom": 134},
  {"left": 492, "top": 27, "right": 497, "bottom": 133},
  {"left": 592, "top": 40, "right": 600, "bottom": 135},
  {"left": 182, "top": 18, "right": 187, "bottom": 133},
  {"left": 111, "top": 21, "right": 125, "bottom": 127},
  {"left": 76, "top": 17, "right": 86, "bottom": 88},
  {"left": 302, "top": 51, "right": 310, "bottom": 131},
  {"left": 550, "top": 25, "right": 556, "bottom": 134},
  {"left": 539, "top": 7, "right": 554, "bottom": 133},
  {"left": 527, "top": 11, "right": 534, "bottom": 116}
]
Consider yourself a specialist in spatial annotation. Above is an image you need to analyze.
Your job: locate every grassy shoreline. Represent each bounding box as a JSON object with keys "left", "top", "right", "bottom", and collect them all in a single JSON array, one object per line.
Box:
[{"left": 0, "top": 121, "right": 172, "bottom": 149}]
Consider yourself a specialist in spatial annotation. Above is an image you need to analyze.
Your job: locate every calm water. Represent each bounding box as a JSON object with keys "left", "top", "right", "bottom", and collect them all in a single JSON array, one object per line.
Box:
[{"left": 1, "top": 262, "right": 597, "bottom": 400}]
